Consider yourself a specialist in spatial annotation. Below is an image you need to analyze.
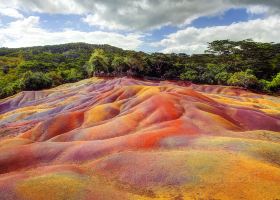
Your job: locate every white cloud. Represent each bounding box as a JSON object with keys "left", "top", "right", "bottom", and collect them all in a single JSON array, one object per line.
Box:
[
  {"left": 81, "top": 0, "right": 230, "bottom": 31},
  {"left": 1, "top": 0, "right": 279, "bottom": 31},
  {"left": 0, "top": 0, "right": 85, "bottom": 14},
  {"left": 0, "top": 0, "right": 279, "bottom": 32},
  {"left": 0, "top": 0, "right": 280, "bottom": 31},
  {"left": 0, "top": 7, "right": 23, "bottom": 18},
  {"left": 229, "top": 0, "right": 280, "bottom": 14},
  {"left": 82, "top": 14, "right": 128, "bottom": 30},
  {"left": 0, "top": 0, "right": 279, "bottom": 52},
  {"left": 246, "top": 5, "right": 269, "bottom": 14},
  {"left": 155, "top": 16, "right": 280, "bottom": 54},
  {"left": 0, "top": 16, "right": 143, "bottom": 50}
]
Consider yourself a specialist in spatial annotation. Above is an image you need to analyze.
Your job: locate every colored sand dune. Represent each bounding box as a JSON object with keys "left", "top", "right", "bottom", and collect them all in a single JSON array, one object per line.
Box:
[{"left": 0, "top": 77, "right": 280, "bottom": 200}]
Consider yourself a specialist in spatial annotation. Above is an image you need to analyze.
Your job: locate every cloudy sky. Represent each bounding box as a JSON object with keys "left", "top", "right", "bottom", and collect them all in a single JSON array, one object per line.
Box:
[{"left": 0, "top": 0, "right": 279, "bottom": 54}]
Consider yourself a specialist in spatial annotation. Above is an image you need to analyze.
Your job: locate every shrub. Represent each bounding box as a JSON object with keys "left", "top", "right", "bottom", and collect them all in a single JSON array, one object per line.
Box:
[
  {"left": 61, "top": 68, "right": 83, "bottom": 82},
  {"left": 259, "top": 79, "right": 271, "bottom": 92},
  {"left": 46, "top": 71, "right": 64, "bottom": 86},
  {"left": 215, "top": 71, "right": 231, "bottom": 85},
  {"left": 22, "top": 71, "right": 52, "bottom": 90},
  {"left": 227, "top": 70, "right": 259, "bottom": 89},
  {"left": 0, "top": 80, "right": 23, "bottom": 98},
  {"left": 180, "top": 69, "right": 199, "bottom": 82},
  {"left": 268, "top": 72, "right": 280, "bottom": 92}
]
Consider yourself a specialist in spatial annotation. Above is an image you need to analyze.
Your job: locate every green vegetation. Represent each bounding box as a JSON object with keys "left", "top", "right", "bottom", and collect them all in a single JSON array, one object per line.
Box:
[
  {"left": 0, "top": 40, "right": 279, "bottom": 99},
  {"left": 227, "top": 70, "right": 259, "bottom": 89}
]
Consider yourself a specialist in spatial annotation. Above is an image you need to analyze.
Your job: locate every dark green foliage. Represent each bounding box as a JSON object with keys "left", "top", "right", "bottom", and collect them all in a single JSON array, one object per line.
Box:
[
  {"left": 60, "top": 68, "right": 84, "bottom": 83},
  {"left": 0, "top": 40, "right": 279, "bottom": 99},
  {"left": 0, "top": 79, "right": 23, "bottom": 98},
  {"left": 269, "top": 72, "right": 280, "bottom": 92},
  {"left": 0, "top": 43, "right": 125, "bottom": 99},
  {"left": 46, "top": 71, "right": 63, "bottom": 87},
  {"left": 180, "top": 68, "right": 199, "bottom": 82},
  {"left": 111, "top": 55, "right": 128, "bottom": 75},
  {"left": 22, "top": 71, "right": 52, "bottom": 90},
  {"left": 87, "top": 49, "right": 110, "bottom": 75},
  {"left": 215, "top": 71, "right": 231, "bottom": 85}
]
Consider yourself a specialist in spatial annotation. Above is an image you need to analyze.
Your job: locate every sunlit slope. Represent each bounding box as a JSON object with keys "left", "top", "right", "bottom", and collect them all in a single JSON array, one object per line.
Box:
[{"left": 0, "top": 77, "right": 280, "bottom": 200}]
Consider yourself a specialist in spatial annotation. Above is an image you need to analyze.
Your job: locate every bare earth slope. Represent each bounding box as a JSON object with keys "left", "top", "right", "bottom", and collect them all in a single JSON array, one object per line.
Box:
[{"left": 0, "top": 77, "right": 280, "bottom": 200}]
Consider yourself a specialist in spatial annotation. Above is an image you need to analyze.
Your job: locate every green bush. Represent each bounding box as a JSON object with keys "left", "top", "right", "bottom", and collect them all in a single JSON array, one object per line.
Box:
[
  {"left": 0, "top": 80, "right": 24, "bottom": 98},
  {"left": 268, "top": 72, "right": 280, "bottom": 92},
  {"left": 22, "top": 71, "right": 52, "bottom": 90},
  {"left": 180, "top": 69, "right": 199, "bottom": 82},
  {"left": 215, "top": 71, "right": 231, "bottom": 85},
  {"left": 18, "top": 61, "right": 53, "bottom": 73},
  {"left": 46, "top": 71, "right": 64, "bottom": 86},
  {"left": 61, "top": 68, "right": 83, "bottom": 82},
  {"left": 227, "top": 70, "right": 259, "bottom": 89},
  {"left": 258, "top": 79, "right": 271, "bottom": 92}
]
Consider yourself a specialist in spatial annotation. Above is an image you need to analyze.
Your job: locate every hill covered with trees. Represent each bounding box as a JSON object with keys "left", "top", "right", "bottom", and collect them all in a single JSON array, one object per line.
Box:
[{"left": 0, "top": 39, "right": 279, "bottom": 99}]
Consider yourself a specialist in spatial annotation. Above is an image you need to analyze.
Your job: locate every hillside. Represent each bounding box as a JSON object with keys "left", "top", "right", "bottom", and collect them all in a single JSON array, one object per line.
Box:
[
  {"left": 0, "top": 43, "right": 125, "bottom": 98},
  {"left": 0, "top": 77, "right": 280, "bottom": 200},
  {"left": 0, "top": 40, "right": 280, "bottom": 99}
]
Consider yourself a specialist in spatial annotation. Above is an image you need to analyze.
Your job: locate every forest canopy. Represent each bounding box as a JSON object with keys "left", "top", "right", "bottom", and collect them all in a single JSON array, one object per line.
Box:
[{"left": 0, "top": 40, "right": 280, "bottom": 99}]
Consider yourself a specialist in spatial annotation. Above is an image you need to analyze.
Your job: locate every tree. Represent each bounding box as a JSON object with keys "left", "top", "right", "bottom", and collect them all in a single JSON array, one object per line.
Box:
[
  {"left": 227, "top": 70, "right": 259, "bottom": 89},
  {"left": 124, "top": 53, "right": 147, "bottom": 76},
  {"left": 206, "top": 40, "right": 238, "bottom": 55},
  {"left": 149, "top": 53, "right": 171, "bottom": 77},
  {"left": 86, "top": 49, "right": 109, "bottom": 77},
  {"left": 22, "top": 71, "right": 52, "bottom": 90},
  {"left": 0, "top": 79, "right": 23, "bottom": 98},
  {"left": 60, "top": 68, "right": 83, "bottom": 82},
  {"left": 237, "top": 40, "right": 276, "bottom": 79},
  {"left": 46, "top": 71, "right": 64, "bottom": 86},
  {"left": 180, "top": 68, "right": 199, "bottom": 82},
  {"left": 269, "top": 72, "right": 280, "bottom": 92},
  {"left": 18, "top": 60, "right": 54, "bottom": 73},
  {"left": 215, "top": 71, "right": 231, "bottom": 85},
  {"left": 0, "top": 40, "right": 280, "bottom": 99},
  {"left": 204, "top": 64, "right": 231, "bottom": 84},
  {"left": 111, "top": 55, "right": 128, "bottom": 75}
]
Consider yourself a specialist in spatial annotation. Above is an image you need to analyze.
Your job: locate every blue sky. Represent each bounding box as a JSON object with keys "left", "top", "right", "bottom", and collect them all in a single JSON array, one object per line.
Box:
[{"left": 0, "top": 0, "right": 279, "bottom": 54}]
